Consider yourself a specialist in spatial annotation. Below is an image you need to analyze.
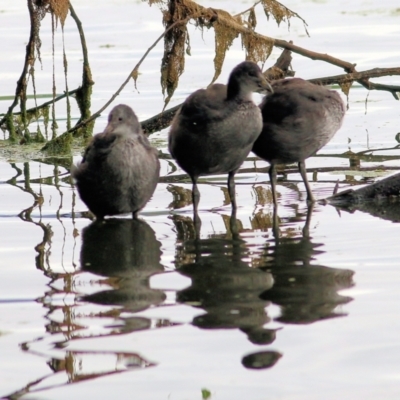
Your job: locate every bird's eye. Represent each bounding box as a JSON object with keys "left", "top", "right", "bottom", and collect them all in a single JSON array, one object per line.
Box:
[
  {"left": 248, "top": 70, "right": 256, "bottom": 77},
  {"left": 118, "top": 117, "right": 123, "bottom": 121}
]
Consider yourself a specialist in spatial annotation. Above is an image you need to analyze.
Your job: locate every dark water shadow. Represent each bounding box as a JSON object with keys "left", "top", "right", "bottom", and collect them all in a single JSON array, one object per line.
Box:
[
  {"left": 330, "top": 199, "right": 400, "bottom": 223},
  {"left": 172, "top": 213, "right": 281, "bottom": 369},
  {"left": 172, "top": 206, "right": 355, "bottom": 370},
  {"left": 259, "top": 206, "right": 355, "bottom": 325},
  {"left": 80, "top": 218, "right": 167, "bottom": 331}
]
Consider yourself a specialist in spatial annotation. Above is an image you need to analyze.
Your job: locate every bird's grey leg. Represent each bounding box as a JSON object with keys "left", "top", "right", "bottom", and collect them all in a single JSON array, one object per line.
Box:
[
  {"left": 193, "top": 212, "right": 202, "bottom": 239},
  {"left": 191, "top": 176, "right": 200, "bottom": 215},
  {"left": 268, "top": 164, "right": 280, "bottom": 236},
  {"left": 227, "top": 170, "right": 237, "bottom": 210},
  {"left": 272, "top": 202, "right": 280, "bottom": 240},
  {"left": 269, "top": 164, "right": 278, "bottom": 208},
  {"left": 191, "top": 176, "right": 202, "bottom": 237},
  {"left": 298, "top": 161, "right": 315, "bottom": 203},
  {"left": 229, "top": 204, "right": 239, "bottom": 236},
  {"left": 302, "top": 202, "right": 314, "bottom": 238}
]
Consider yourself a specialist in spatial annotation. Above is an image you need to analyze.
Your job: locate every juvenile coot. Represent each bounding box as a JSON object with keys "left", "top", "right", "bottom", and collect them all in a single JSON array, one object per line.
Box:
[
  {"left": 169, "top": 61, "right": 273, "bottom": 214},
  {"left": 252, "top": 78, "right": 345, "bottom": 205},
  {"left": 72, "top": 104, "right": 160, "bottom": 219}
]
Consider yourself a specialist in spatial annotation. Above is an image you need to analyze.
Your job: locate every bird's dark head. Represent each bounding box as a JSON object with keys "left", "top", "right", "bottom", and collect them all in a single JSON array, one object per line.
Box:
[
  {"left": 228, "top": 61, "right": 273, "bottom": 100},
  {"left": 104, "top": 104, "right": 141, "bottom": 137}
]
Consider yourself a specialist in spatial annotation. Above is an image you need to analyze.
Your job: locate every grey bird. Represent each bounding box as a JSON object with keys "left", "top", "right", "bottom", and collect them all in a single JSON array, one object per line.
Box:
[
  {"left": 72, "top": 104, "right": 160, "bottom": 219},
  {"left": 168, "top": 61, "right": 273, "bottom": 216},
  {"left": 252, "top": 78, "right": 345, "bottom": 206}
]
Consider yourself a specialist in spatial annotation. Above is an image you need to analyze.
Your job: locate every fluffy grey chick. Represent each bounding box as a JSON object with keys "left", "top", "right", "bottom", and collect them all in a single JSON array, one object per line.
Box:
[
  {"left": 168, "top": 61, "right": 273, "bottom": 214},
  {"left": 252, "top": 78, "right": 345, "bottom": 205},
  {"left": 72, "top": 104, "right": 160, "bottom": 219}
]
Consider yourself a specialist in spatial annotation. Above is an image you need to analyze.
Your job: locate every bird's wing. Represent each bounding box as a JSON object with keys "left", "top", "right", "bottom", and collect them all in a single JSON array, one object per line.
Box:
[
  {"left": 179, "top": 84, "right": 228, "bottom": 124},
  {"left": 82, "top": 132, "right": 118, "bottom": 164}
]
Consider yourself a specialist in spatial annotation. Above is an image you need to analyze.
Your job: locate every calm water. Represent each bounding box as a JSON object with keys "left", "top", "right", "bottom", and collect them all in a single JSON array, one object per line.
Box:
[{"left": 1, "top": 1, "right": 400, "bottom": 399}]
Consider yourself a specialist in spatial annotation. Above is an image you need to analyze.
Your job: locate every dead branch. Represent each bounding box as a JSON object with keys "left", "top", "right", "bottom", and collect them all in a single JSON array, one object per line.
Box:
[
  {"left": 326, "top": 171, "right": 400, "bottom": 206},
  {"left": 0, "top": 89, "right": 80, "bottom": 119},
  {"left": 0, "top": 0, "right": 38, "bottom": 140},
  {"left": 140, "top": 63, "right": 400, "bottom": 135},
  {"left": 40, "top": 2, "right": 95, "bottom": 153},
  {"left": 141, "top": 46, "right": 293, "bottom": 134},
  {"left": 273, "top": 39, "right": 355, "bottom": 71},
  {"left": 233, "top": 0, "right": 309, "bottom": 36},
  {"left": 309, "top": 67, "right": 400, "bottom": 99},
  {"left": 140, "top": 14, "right": 400, "bottom": 135},
  {"left": 60, "top": 14, "right": 196, "bottom": 140},
  {"left": 68, "top": 2, "right": 94, "bottom": 137},
  {"left": 272, "top": 39, "right": 400, "bottom": 99},
  {"left": 159, "top": 164, "right": 400, "bottom": 184},
  {"left": 262, "top": 46, "right": 294, "bottom": 80},
  {"left": 45, "top": 0, "right": 308, "bottom": 147},
  {"left": 141, "top": 105, "right": 182, "bottom": 136},
  {"left": 7, "top": 0, "right": 397, "bottom": 150}
]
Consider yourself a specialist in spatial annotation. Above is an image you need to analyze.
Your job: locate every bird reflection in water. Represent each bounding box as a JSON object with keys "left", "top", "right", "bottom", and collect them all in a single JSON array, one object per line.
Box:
[
  {"left": 80, "top": 218, "right": 166, "bottom": 333},
  {"left": 260, "top": 205, "right": 355, "bottom": 324},
  {"left": 172, "top": 204, "right": 355, "bottom": 370},
  {"left": 172, "top": 213, "right": 282, "bottom": 369},
  {"left": 10, "top": 219, "right": 164, "bottom": 396}
]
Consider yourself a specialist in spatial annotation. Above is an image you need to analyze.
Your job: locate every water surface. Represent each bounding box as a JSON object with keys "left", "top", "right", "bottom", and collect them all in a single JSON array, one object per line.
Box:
[{"left": 1, "top": 0, "right": 400, "bottom": 399}]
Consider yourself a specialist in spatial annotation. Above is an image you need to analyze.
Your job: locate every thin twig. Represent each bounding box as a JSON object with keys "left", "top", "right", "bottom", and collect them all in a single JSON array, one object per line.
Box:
[
  {"left": 66, "top": 15, "right": 196, "bottom": 136},
  {"left": 309, "top": 67, "right": 400, "bottom": 85},
  {"left": 234, "top": 0, "right": 262, "bottom": 17},
  {"left": 309, "top": 67, "right": 400, "bottom": 100},
  {"left": 273, "top": 38, "right": 356, "bottom": 71},
  {"left": 69, "top": 2, "right": 94, "bottom": 133},
  {"left": 234, "top": 0, "right": 309, "bottom": 36},
  {"left": 0, "top": 90, "right": 80, "bottom": 118}
]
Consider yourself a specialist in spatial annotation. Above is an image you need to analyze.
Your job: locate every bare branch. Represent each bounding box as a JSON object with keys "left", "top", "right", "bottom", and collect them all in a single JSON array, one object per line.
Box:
[
  {"left": 65, "top": 15, "right": 195, "bottom": 137},
  {"left": 141, "top": 60, "right": 400, "bottom": 135},
  {"left": 41, "top": 1, "right": 400, "bottom": 146},
  {"left": 68, "top": 2, "right": 94, "bottom": 137},
  {"left": 141, "top": 46, "right": 293, "bottom": 135},
  {"left": 309, "top": 67, "right": 400, "bottom": 85},
  {"left": 309, "top": 67, "right": 400, "bottom": 100},
  {"left": 0, "top": 89, "right": 80, "bottom": 118},
  {"left": 0, "top": 0, "right": 38, "bottom": 138}
]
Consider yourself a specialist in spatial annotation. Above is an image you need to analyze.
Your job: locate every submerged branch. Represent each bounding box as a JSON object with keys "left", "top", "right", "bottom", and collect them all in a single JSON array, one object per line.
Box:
[{"left": 326, "top": 171, "right": 400, "bottom": 206}]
